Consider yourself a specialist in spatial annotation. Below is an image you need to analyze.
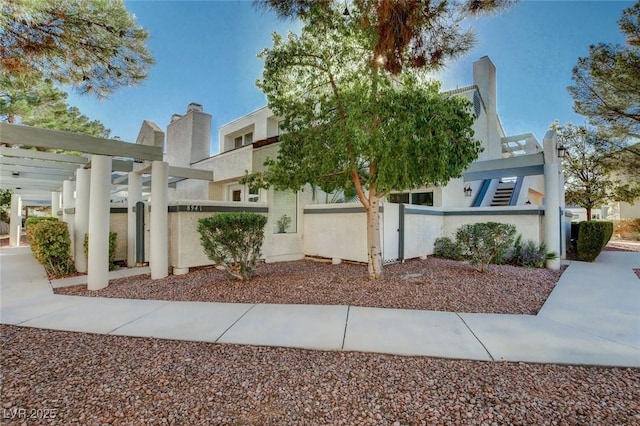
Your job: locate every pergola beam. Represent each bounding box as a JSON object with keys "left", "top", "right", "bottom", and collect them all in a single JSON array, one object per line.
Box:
[
  {"left": 1, "top": 156, "right": 81, "bottom": 171},
  {"left": 0, "top": 122, "right": 163, "bottom": 161},
  {"left": 0, "top": 146, "right": 88, "bottom": 164}
]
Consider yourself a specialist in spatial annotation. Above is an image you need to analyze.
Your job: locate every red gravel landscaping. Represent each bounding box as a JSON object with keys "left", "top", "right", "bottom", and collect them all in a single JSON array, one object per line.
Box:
[
  {"left": 54, "top": 257, "right": 563, "bottom": 315},
  {"left": 2, "top": 325, "right": 639, "bottom": 425}
]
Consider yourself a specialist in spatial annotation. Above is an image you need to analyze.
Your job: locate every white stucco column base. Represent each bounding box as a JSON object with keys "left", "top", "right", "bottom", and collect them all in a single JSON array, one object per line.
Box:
[
  {"left": 62, "top": 180, "right": 76, "bottom": 258},
  {"left": 173, "top": 267, "right": 189, "bottom": 275},
  {"left": 150, "top": 161, "right": 168, "bottom": 280},
  {"left": 74, "top": 168, "right": 91, "bottom": 273},
  {"left": 87, "top": 155, "right": 112, "bottom": 291},
  {"left": 127, "top": 171, "right": 142, "bottom": 267},
  {"left": 543, "top": 130, "right": 561, "bottom": 270},
  {"left": 9, "top": 194, "right": 22, "bottom": 247},
  {"left": 51, "top": 192, "right": 61, "bottom": 217}
]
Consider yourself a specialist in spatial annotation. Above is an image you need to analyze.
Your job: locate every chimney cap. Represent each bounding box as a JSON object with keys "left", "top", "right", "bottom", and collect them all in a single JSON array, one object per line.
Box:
[
  {"left": 187, "top": 102, "right": 203, "bottom": 112},
  {"left": 170, "top": 114, "right": 183, "bottom": 123}
]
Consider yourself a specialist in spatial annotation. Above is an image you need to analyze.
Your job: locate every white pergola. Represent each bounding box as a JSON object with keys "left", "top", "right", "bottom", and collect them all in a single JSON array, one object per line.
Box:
[{"left": 0, "top": 123, "right": 213, "bottom": 288}]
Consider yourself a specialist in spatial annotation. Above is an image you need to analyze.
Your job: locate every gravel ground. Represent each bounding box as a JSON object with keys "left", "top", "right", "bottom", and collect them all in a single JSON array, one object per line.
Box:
[
  {"left": 55, "top": 257, "right": 563, "bottom": 315},
  {"left": 1, "top": 325, "right": 639, "bottom": 425}
]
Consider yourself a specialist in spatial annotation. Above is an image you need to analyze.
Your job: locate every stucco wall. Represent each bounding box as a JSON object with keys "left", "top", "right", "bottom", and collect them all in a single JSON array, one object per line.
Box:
[
  {"left": 303, "top": 203, "right": 368, "bottom": 263},
  {"left": 403, "top": 206, "right": 444, "bottom": 258},
  {"left": 167, "top": 201, "right": 269, "bottom": 270},
  {"left": 441, "top": 207, "right": 544, "bottom": 243}
]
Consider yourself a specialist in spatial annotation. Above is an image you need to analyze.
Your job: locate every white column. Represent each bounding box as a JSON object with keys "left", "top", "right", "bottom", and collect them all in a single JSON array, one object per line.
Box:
[
  {"left": 150, "top": 160, "right": 168, "bottom": 279},
  {"left": 9, "top": 194, "right": 22, "bottom": 247},
  {"left": 543, "top": 130, "right": 561, "bottom": 270},
  {"left": 87, "top": 155, "right": 112, "bottom": 290},
  {"left": 62, "top": 180, "right": 76, "bottom": 258},
  {"left": 74, "top": 168, "right": 91, "bottom": 273},
  {"left": 127, "top": 171, "right": 142, "bottom": 267},
  {"left": 51, "top": 192, "right": 61, "bottom": 217}
]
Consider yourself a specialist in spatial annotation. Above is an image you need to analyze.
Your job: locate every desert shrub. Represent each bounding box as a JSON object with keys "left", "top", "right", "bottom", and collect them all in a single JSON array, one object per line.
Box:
[
  {"left": 505, "top": 234, "right": 557, "bottom": 268},
  {"left": 84, "top": 232, "right": 119, "bottom": 271},
  {"left": 433, "top": 236, "right": 463, "bottom": 260},
  {"left": 25, "top": 216, "right": 58, "bottom": 238},
  {"left": 613, "top": 219, "right": 640, "bottom": 241},
  {"left": 456, "top": 222, "right": 517, "bottom": 272},
  {"left": 576, "top": 221, "right": 613, "bottom": 262},
  {"left": 198, "top": 212, "right": 267, "bottom": 280},
  {"left": 517, "top": 240, "right": 557, "bottom": 268},
  {"left": 29, "top": 221, "right": 75, "bottom": 277}
]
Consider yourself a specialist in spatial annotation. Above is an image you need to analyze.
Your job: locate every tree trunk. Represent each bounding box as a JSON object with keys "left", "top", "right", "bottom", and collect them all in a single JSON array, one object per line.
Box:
[
  {"left": 366, "top": 194, "right": 384, "bottom": 280},
  {"left": 586, "top": 207, "right": 592, "bottom": 221}
]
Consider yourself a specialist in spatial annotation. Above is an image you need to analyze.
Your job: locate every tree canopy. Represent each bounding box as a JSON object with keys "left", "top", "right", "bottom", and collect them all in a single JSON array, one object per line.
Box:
[
  {"left": 257, "top": 0, "right": 512, "bottom": 75},
  {"left": 1, "top": 0, "right": 154, "bottom": 97},
  {"left": 0, "top": 73, "right": 110, "bottom": 137},
  {"left": 257, "top": 8, "right": 482, "bottom": 278},
  {"left": 568, "top": 1, "right": 640, "bottom": 157},
  {"left": 556, "top": 123, "right": 639, "bottom": 221}
]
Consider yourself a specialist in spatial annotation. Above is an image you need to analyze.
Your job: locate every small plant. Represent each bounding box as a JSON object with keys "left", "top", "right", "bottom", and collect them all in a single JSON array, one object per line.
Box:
[
  {"left": 516, "top": 240, "right": 557, "bottom": 268},
  {"left": 198, "top": 212, "right": 268, "bottom": 280},
  {"left": 29, "top": 221, "right": 75, "bottom": 277},
  {"left": 84, "top": 232, "right": 119, "bottom": 271},
  {"left": 276, "top": 214, "right": 292, "bottom": 233},
  {"left": 433, "top": 236, "right": 463, "bottom": 260},
  {"left": 456, "top": 222, "right": 517, "bottom": 272}
]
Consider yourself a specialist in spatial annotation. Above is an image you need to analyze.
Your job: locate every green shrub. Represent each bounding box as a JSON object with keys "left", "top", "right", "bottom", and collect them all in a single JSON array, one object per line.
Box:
[
  {"left": 505, "top": 234, "right": 557, "bottom": 268},
  {"left": 433, "top": 236, "right": 463, "bottom": 260},
  {"left": 197, "top": 212, "right": 268, "bottom": 280},
  {"left": 25, "top": 216, "right": 58, "bottom": 237},
  {"left": 84, "top": 232, "right": 118, "bottom": 271},
  {"left": 576, "top": 221, "right": 613, "bottom": 262},
  {"left": 455, "top": 222, "right": 517, "bottom": 272},
  {"left": 29, "top": 221, "right": 75, "bottom": 277}
]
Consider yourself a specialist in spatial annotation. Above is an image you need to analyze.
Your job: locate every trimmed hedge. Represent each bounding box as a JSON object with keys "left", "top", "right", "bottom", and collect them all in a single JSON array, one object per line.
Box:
[
  {"left": 576, "top": 221, "right": 614, "bottom": 262},
  {"left": 29, "top": 221, "right": 75, "bottom": 277},
  {"left": 198, "top": 212, "right": 268, "bottom": 280},
  {"left": 25, "top": 216, "right": 58, "bottom": 236}
]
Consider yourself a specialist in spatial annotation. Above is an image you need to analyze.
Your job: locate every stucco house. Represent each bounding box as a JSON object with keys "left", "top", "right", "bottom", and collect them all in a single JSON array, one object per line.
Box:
[{"left": 158, "top": 56, "right": 564, "bottom": 272}]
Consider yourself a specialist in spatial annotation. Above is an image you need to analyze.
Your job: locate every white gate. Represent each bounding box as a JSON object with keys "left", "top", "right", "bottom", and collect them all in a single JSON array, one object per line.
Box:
[{"left": 382, "top": 202, "right": 400, "bottom": 264}]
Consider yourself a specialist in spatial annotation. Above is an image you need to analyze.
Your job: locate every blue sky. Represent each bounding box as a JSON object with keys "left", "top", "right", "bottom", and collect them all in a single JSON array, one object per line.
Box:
[{"left": 67, "top": 0, "right": 633, "bottom": 154}]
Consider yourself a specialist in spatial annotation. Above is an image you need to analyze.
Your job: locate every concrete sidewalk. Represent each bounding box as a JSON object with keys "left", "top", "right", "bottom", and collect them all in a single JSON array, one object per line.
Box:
[{"left": 1, "top": 246, "right": 639, "bottom": 367}]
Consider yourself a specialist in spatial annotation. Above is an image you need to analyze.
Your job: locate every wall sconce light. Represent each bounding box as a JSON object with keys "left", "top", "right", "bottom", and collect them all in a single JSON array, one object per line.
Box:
[
  {"left": 464, "top": 185, "right": 473, "bottom": 197},
  {"left": 557, "top": 144, "right": 567, "bottom": 158}
]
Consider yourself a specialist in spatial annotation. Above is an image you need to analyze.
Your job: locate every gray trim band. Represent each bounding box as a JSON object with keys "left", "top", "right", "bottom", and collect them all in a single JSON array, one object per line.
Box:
[
  {"left": 404, "top": 208, "right": 544, "bottom": 216},
  {"left": 167, "top": 205, "right": 269, "bottom": 213}
]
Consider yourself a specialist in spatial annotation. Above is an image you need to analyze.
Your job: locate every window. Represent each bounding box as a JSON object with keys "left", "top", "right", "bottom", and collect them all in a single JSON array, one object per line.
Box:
[
  {"left": 388, "top": 191, "right": 433, "bottom": 206},
  {"left": 232, "top": 190, "right": 241, "bottom": 202},
  {"left": 248, "top": 187, "right": 259, "bottom": 203},
  {"left": 411, "top": 192, "right": 433, "bottom": 206},
  {"left": 233, "top": 132, "right": 253, "bottom": 149},
  {"left": 388, "top": 193, "right": 409, "bottom": 204}
]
